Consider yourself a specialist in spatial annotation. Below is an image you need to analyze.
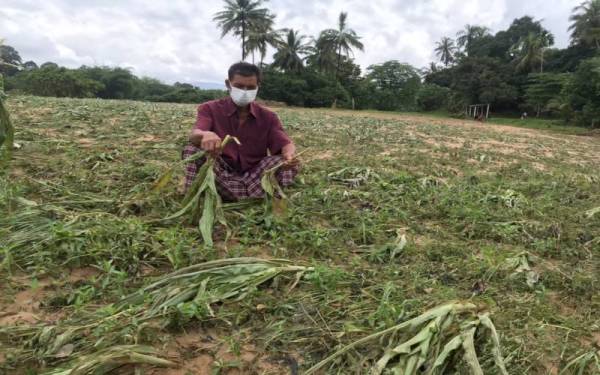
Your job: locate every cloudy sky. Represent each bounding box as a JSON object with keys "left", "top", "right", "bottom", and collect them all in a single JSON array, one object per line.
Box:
[{"left": 1, "top": 0, "right": 576, "bottom": 87}]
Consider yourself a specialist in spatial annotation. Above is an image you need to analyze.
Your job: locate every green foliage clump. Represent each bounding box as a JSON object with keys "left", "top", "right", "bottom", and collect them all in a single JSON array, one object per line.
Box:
[
  {"left": 566, "top": 57, "right": 600, "bottom": 127},
  {"left": 416, "top": 83, "right": 451, "bottom": 111}
]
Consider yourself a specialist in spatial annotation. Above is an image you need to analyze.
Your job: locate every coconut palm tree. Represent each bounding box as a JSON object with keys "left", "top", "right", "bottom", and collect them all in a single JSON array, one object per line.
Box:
[
  {"left": 213, "top": 0, "right": 273, "bottom": 60},
  {"left": 245, "top": 20, "right": 283, "bottom": 66},
  {"left": 511, "top": 31, "right": 554, "bottom": 73},
  {"left": 434, "top": 37, "right": 456, "bottom": 66},
  {"left": 272, "top": 29, "right": 312, "bottom": 73},
  {"left": 306, "top": 32, "right": 338, "bottom": 73},
  {"left": 320, "top": 12, "right": 364, "bottom": 78},
  {"left": 569, "top": 0, "right": 600, "bottom": 49},
  {"left": 456, "top": 24, "right": 490, "bottom": 56}
]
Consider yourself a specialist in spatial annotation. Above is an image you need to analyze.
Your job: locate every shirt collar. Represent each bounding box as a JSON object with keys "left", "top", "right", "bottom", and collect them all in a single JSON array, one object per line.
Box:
[{"left": 225, "top": 96, "right": 258, "bottom": 118}]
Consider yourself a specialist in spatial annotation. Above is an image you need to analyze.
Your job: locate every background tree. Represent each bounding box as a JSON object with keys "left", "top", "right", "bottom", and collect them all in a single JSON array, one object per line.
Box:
[
  {"left": 416, "top": 83, "right": 451, "bottom": 111},
  {"left": 320, "top": 12, "right": 364, "bottom": 78},
  {"left": 456, "top": 24, "right": 490, "bottom": 56},
  {"left": 40, "top": 62, "right": 59, "bottom": 69},
  {"left": 245, "top": 20, "right": 282, "bottom": 66},
  {"left": 306, "top": 32, "right": 337, "bottom": 74},
  {"left": 511, "top": 31, "right": 554, "bottom": 72},
  {"left": 213, "top": 0, "right": 272, "bottom": 60},
  {"left": 22, "top": 61, "right": 38, "bottom": 71},
  {"left": 490, "top": 17, "right": 550, "bottom": 60},
  {"left": 272, "top": 29, "right": 311, "bottom": 73},
  {"left": 566, "top": 57, "right": 600, "bottom": 126},
  {"left": 434, "top": 37, "right": 456, "bottom": 66},
  {"left": 524, "top": 73, "right": 570, "bottom": 116},
  {"left": 366, "top": 61, "right": 422, "bottom": 111},
  {"left": 569, "top": 0, "right": 600, "bottom": 49},
  {"left": 0, "top": 44, "right": 22, "bottom": 76}
]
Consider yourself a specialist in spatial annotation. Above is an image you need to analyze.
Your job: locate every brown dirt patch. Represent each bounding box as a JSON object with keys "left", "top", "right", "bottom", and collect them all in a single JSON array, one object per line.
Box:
[
  {"left": 547, "top": 292, "right": 578, "bottom": 317},
  {"left": 0, "top": 311, "right": 41, "bottom": 325},
  {"left": 68, "top": 267, "right": 100, "bottom": 283},
  {"left": 77, "top": 138, "right": 95, "bottom": 147},
  {"left": 151, "top": 328, "right": 295, "bottom": 375},
  {"left": 0, "top": 287, "right": 47, "bottom": 326},
  {"left": 136, "top": 134, "right": 162, "bottom": 142},
  {"left": 308, "top": 150, "right": 334, "bottom": 161},
  {"left": 0, "top": 274, "right": 58, "bottom": 326},
  {"left": 37, "top": 128, "right": 60, "bottom": 137}
]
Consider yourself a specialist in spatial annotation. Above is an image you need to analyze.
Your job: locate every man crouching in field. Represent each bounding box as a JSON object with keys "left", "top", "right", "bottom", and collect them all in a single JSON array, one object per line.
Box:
[{"left": 182, "top": 62, "right": 298, "bottom": 200}]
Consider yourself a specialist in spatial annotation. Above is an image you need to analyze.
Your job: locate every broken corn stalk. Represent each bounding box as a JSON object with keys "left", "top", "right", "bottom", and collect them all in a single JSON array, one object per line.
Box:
[
  {"left": 1, "top": 258, "right": 312, "bottom": 366},
  {"left": 161, "top": 135, "right": 240, "bottom": 246},
  {"left": 43, "top": 345, "right": 175, "bottom": 375},
  {"left": 304, "top": 302, "right": 508, "bottom": 375}
]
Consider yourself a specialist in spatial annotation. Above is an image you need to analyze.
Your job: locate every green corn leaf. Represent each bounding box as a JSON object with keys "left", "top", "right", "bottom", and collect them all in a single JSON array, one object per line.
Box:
[
  {"left": 478, "top": 314, "right": 509, "bottom": 375},
  {"left": 0, "top": 91, "right": 14, "bottom": 169},
  {"left": 428, "top": 335, "right": 464, "bottom": 375},
  {"left": 199, "top": 191, "right": 215, "bottom": 246},
  {"left": 461, "top": 327, "right": 484, "bottom": 375}
]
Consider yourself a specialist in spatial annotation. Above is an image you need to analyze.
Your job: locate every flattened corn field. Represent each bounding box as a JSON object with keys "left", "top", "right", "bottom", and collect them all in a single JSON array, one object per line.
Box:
[{"left": 1, "top": 95, "right": 599, "bottom": 375}]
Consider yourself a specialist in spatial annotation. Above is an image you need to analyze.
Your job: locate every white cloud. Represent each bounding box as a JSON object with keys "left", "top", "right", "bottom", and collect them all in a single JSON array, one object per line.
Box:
[{"left": 0, "top": 0, "right": 575, "bottom": 84}]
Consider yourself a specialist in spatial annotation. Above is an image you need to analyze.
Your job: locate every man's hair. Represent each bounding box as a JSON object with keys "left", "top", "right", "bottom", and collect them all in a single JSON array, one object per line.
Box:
[{"left": 228, "top": 62, "right": 262, "bottom": 83}]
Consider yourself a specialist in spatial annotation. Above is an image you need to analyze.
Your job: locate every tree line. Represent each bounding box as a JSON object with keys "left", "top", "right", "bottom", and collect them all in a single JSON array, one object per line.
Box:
[
  {"left": 1, "top": 0, "right": 599, "bottom": 126},
  {"left": 0, "top": 57, "right": 226, "bottom": 104}
]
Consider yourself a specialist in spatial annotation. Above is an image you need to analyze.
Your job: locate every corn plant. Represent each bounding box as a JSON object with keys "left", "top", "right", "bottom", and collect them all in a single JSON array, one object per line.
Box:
[
  {"left": 162, "top": 135, "right": 240, "bottom": 246},
  {"left": 0, "top": 72, "right": 14, "bottom": 168},
  {"left": 305, "top": 302, "right": 508, "bottom": 375},
  {"left": 0, "top": 39, "right": 19, "bottom": 169}
]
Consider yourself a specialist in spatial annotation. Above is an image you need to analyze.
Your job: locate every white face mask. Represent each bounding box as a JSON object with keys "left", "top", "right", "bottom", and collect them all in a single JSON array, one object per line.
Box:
[{"left": 229, "top": 86, "right": 258, "bottom": 107}]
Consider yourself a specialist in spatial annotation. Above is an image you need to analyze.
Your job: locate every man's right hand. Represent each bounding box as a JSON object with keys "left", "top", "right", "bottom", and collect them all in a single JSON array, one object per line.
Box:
[{"left": 191, "top": 130, "right": 222, "bottom": 152}]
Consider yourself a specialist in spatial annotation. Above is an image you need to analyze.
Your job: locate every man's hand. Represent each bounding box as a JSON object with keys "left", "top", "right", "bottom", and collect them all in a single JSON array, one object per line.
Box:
[
  {"left": 191, "top": 130, "right": 222, "bottom": 152},
  {"left": 282, "top": 143, "right": 296, "bottom": 162}
]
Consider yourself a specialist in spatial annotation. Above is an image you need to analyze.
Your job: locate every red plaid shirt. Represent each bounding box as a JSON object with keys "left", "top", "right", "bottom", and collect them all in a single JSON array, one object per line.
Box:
[{"left": 193, "top": 97, "right": 292, "bottom": 173}]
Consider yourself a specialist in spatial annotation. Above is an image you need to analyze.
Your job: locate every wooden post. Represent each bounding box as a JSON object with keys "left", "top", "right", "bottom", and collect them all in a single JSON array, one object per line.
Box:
[{"left": 486, "top": 104, "right": 490, "bottom": 119}]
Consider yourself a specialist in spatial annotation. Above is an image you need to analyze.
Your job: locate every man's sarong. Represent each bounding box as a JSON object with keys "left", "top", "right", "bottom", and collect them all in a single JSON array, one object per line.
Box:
[{"left": 182, "top": 144, "right": 298, "bottom": 201}]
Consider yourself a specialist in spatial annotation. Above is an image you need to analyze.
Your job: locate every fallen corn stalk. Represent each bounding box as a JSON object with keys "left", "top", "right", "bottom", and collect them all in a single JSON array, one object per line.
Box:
[
  {"left": 560, "top": 349, "right": 600, "bottom": 374},
  {"left": 504, "top": 251, "right": 539, "bottom": 288},
  {"left": 305, "top": 302, "right": 508, "bottom": 375},
  {"left": 43, "top": 345, "right": 175, "bottom": 375},
  {"left": 261, "top": 160, "right": 289, "bottom": 223},
  {"left": 584, "top": 206, "right": 600, "bottom": 219},
  {"left": 115, "top": 257, "right": 312, "bottom": 320},
  {"left": 1, "top": 258, "right": 312, "bottom": 366}
]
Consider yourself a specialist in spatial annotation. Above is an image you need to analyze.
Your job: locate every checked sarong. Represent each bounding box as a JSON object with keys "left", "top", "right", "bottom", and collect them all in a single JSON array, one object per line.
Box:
[{"left": 182, "top": 144, "right": 298, "bottom": 201}]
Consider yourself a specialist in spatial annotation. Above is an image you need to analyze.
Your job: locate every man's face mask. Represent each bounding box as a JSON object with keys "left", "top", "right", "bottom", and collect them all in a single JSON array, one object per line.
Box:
[{"left": 230, "top": 86, "right": 258, "bottom": 107}]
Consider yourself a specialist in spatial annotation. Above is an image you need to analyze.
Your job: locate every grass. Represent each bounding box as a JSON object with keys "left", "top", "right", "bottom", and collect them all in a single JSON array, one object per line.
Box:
[
  {"left": 348, "top": 108, "right": 589, "bottom": 136},
  {"left": 0, "top": 95, "right": 599, "bottom": 374},
  {"left": 485, "top": 116, "right": 590, "bottom": 135}
]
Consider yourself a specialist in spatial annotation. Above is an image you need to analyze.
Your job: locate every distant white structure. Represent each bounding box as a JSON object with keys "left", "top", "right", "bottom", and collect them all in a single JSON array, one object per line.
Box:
[{"left": 466, "top": 104, "right": 490, "bottom": 121}]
